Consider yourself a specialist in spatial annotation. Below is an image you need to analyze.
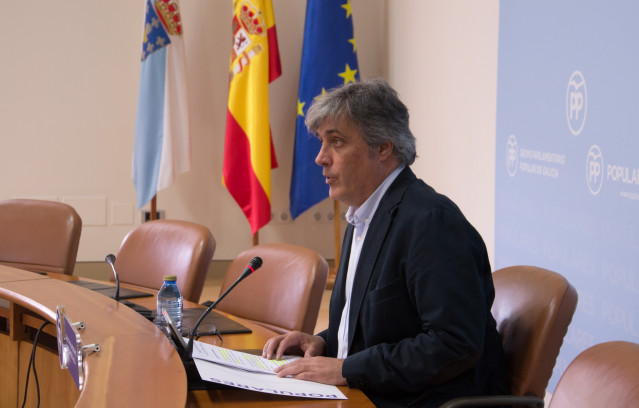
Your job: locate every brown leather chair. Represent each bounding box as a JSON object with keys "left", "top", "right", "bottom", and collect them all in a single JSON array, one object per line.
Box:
[
  {"left": 548, "top": 341, "right": 639, "bottom": 408},
  {"left": 0, "top": 199, "right": 82, "bottom": 275},
  {"left": 440, "top": 265, "right": 578, "bottom": 408},
  {"left": 215, "top": 243, "right": 329, "bottom": 335},
  {"left": 112, "top": 219, "right": 215, "bottom": 303}
]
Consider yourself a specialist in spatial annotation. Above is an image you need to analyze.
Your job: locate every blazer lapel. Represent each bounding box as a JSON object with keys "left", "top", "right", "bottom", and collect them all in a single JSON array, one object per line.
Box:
[
  {"left": 331, "top": 223, "right": 353, "bottom": 313},
  {"left": 347, "top": 167, "right": 416, "bottom": 349},
  {"left": 327, "top": 223, "right": 354, "bottom": 353}
]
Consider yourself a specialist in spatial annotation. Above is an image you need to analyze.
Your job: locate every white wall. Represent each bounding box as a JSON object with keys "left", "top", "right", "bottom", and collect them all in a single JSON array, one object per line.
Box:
[
  {"left": 384, "top": 0, "right": 500, "bottom": 263},
  {"left": 0, "top": 0, "right": 498, "bottom": 264}
]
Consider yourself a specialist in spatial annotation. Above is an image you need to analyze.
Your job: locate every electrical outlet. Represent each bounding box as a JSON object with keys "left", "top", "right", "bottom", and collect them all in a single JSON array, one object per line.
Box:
[
  {"left": 142, "top": 210, "right": 165, "bottom": 222},
  {"left": 271, "top": 209, "right": 292, "bottom": 224},
  {"left": 278, "top": 210, "right": 291, "bottom": 223},
  {"left": 324, "top": 210, "right": 335, "bottom": 223}
]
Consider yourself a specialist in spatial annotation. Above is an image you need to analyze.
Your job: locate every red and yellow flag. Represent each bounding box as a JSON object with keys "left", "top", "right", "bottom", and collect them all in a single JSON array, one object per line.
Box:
[{"left": 223, "top": 0, "right": 281, "bottom": 236}]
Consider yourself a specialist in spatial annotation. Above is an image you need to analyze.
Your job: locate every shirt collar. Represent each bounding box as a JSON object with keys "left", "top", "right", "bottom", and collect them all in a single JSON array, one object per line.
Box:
[{"left": 346, "top": 165, "right": 405, "bottom": 226}]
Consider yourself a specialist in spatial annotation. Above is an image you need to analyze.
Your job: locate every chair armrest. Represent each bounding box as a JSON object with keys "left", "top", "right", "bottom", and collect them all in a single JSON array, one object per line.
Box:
[{"left": 439, "top": 395, "right": 544, "bottom": 408}]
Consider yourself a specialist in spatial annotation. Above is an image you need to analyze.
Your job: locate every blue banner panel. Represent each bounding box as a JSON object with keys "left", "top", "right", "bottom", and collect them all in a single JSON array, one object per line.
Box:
[{"left": 496, "top": 0, "right": 639, "bottom": 390}]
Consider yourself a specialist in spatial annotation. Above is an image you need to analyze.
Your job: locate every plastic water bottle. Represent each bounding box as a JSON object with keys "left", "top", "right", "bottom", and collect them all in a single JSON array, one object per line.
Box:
[{"left": 156, "top": 275, "right": 183, "bottom": 332}]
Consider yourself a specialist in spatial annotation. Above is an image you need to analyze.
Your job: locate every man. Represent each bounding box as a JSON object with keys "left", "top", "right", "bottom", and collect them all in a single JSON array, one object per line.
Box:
[{"left": 263, "top": 79, "right": 508, "bottom": 407}]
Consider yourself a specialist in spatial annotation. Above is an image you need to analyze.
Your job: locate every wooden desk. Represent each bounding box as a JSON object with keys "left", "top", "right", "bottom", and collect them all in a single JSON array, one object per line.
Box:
[
  {"left": 0, "top": 266, "right": 372, "bottom": 407},
  {"left": 0, "top": 266, "right": 186, "bottom": 407}
]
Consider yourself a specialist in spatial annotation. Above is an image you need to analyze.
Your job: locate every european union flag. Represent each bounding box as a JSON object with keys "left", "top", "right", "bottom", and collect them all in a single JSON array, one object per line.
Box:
[{"left": 289, "top": 0, "right": 360, "bottom": 219}]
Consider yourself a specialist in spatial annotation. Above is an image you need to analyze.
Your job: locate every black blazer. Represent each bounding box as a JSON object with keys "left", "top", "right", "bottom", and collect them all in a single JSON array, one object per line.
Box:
[{"left": 318, "top": 167, "right": 508, "bottom": 407}]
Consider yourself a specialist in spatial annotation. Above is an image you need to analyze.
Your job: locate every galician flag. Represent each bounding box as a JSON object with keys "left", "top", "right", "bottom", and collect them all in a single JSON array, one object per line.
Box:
[
  {"left": 289, "top": 0, "right": 360, "bottom": 219},
  {"left": 223, "top": 0, "right": 282, "bottom": 235},
  {"left": 133, "top": 0, "right": 191, "bottom": 209}
]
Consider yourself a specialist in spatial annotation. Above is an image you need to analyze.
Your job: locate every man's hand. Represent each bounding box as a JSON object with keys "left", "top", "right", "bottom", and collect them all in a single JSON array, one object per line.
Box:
[
  {"left": 274, "top": 356, "right": 347, "bottom": 386},
  {"left": 262, "top": 331, "right": 325, "bottom": 360}
]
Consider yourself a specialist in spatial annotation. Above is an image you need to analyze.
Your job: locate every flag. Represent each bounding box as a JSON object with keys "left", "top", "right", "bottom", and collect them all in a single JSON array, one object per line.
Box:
[
  {"left": 289, "top": 0, "right": 360, "bottom": 219},
  {"left": 223, "top": 0, "right": 282, "bottom": 235},
  {"left": 133, "top": 0, "right": 191, "bottom": 209}
]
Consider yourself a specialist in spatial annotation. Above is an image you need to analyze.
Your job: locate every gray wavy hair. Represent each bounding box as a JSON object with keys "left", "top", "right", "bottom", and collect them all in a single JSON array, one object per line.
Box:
[{"left": 305, "top": 78, "right": 416, "bottom": 166}]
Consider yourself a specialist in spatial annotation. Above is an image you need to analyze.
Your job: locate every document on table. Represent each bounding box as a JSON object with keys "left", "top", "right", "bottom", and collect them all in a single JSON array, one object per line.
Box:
[
  {"left": 191, "top": 341, "right": 299, "bottom": 374},
  {"left": 191, "top": 340, "right": 347, "bottom": 400}
]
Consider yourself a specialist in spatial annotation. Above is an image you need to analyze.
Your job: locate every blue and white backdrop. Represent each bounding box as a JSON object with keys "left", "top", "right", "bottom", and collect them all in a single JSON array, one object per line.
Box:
[{"left": 495, "top": 0, "right": 639, "bottom": 390}]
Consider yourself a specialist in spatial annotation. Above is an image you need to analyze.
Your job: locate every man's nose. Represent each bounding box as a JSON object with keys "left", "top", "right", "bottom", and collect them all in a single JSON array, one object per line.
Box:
[{"left": 315, "top": 145, "right": 330, "bottom": 167}]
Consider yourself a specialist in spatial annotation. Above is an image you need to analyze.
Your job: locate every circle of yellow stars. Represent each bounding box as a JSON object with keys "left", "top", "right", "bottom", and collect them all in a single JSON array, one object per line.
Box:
[{"left": 297, "top": 0, "right": 358, "bottom": 118}]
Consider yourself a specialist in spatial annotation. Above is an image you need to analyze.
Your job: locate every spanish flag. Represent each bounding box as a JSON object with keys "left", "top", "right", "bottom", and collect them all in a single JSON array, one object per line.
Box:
[{"left": 223, "top": 0, "right": 282, "bottom": 236}]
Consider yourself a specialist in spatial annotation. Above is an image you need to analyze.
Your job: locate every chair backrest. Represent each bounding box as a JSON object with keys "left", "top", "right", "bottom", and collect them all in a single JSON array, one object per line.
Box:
[
  {"left": 215, "top": 243, "right": 328, "bottom": 335},
  {"left": 113, "top": 220, "right": 215, "bottom": 303},
  {"left": 0, "top": 199, "right": 82, "bottom": 275},
  {"left": 549, "top": 341, "right": 639, "bottom": 408},
  {"left": 491, "top": 265, "right": 578, "bottom": 398}
]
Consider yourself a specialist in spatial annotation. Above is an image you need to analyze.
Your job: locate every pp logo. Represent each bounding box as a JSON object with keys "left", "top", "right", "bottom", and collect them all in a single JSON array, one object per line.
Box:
[
  {"left": 566, "top": 71, "right": 587, "bottom": 136},
  {"left": 586, "top": 145, "right": 603, "bottom": 195},
  {"left": 506, "top": 134, "right": 519, "bottom": 177}
]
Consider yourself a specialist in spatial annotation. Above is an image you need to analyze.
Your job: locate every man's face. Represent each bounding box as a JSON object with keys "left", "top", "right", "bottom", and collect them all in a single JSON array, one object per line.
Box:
[{"left": 314, "top": 118, "right": 386, "bottom": 208}]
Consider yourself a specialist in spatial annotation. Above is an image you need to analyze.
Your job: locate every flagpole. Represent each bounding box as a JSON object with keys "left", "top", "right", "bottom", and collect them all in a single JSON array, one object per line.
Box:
[
  {"left": 150, "top": 196, "right": 157, "bottom": 221},
  {"left": 253, "top": 231, "right": 259, "bottom": 246},
  {"left": 326, "top": 200, "right": 341, "bottom": 289}
]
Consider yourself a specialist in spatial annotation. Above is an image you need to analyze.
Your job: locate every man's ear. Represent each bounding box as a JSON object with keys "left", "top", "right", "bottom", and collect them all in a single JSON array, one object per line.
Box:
[{"left": 377, "top": 142, "right": 394, "bottom": 160}]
